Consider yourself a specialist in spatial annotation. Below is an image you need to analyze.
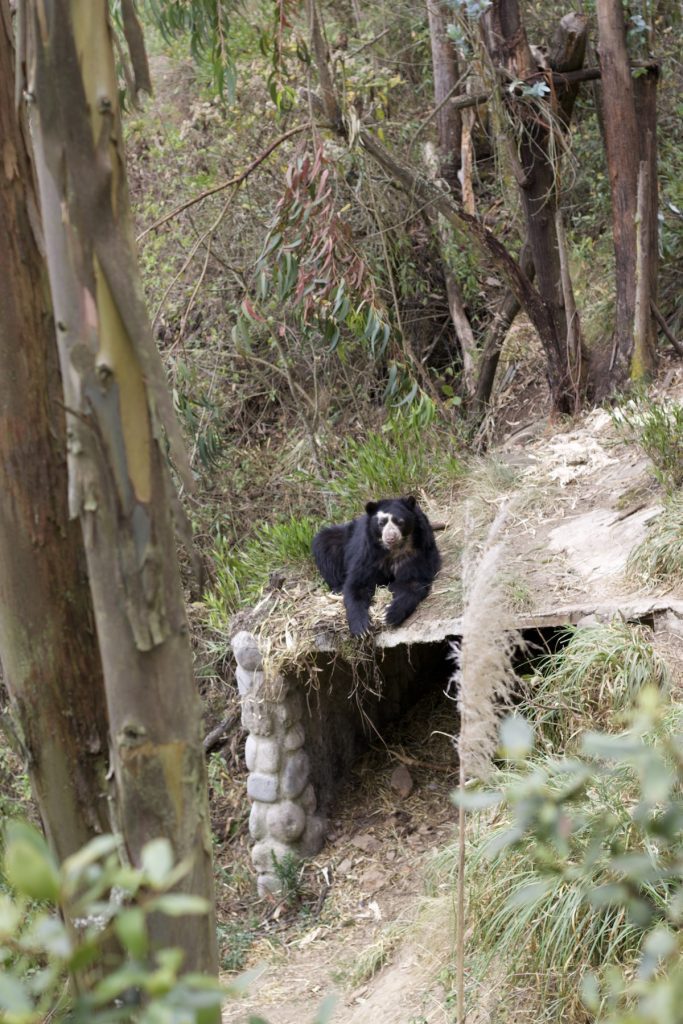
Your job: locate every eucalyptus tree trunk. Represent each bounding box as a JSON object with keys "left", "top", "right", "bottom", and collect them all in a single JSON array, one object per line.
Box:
[
  {"left": 0, "top": 2, "right": 110, "bottom": 862},
  {"left": 21, "top": 0, "right": 218, "bottom": 976},
  {"left": 480, "top": 3, "right": 588, "bottom": 413},
  {"left": 426, "top": 0, "right": 462, "bottom": 188},
  {"left": 597, "top": 0, "right": 658, "bottom": 384}
]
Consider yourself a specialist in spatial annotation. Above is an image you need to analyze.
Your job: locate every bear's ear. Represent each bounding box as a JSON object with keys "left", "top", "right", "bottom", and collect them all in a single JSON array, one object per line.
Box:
[
  {"left": 365, "top": 501, "right": 378, "bottom": 516},
  {"left": 402, "top": 495, "right": 417, "bottom": 510}
]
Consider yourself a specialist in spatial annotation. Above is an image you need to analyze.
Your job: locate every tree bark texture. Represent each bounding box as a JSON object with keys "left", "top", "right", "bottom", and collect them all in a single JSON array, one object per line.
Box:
[
  {"left": 596, "top": 0, "right": 658, "bottom": 384},
  {"left": 480, "top": 4, "right": 588, "bottom": 412},
  {"left": 0, "top": 2, "right": 110, "bottom": 862},
  {"left": 23, "top": 0, "right": 218, "bottom": 977},
  {"left": 426, "top": 0, "right": 462, "bottom": 188},
  {"left": 633, "top": 69, "right": 659, "bottom": 376},
  {"left": 471, "top": 241, "right": 535, "bottom": 417}
]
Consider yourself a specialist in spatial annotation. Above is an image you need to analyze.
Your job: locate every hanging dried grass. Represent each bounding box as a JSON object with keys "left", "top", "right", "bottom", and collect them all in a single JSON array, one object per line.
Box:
[
  {"left": 454, "top": 502, "right": 520, "bottom": 780},
  {"left": 452, "top": 501, "right": 521, "bottom": 1024}
]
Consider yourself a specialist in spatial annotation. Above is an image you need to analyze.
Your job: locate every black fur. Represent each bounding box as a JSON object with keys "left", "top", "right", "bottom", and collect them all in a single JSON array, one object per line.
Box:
[{"left": 312, "top": 496, "right": 441, "bottom": 636}]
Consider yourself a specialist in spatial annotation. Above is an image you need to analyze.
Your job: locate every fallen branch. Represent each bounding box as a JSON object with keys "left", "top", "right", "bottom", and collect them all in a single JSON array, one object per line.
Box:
[
  {"left": 651, "top": 300, "right": 683, "bottom": 356},
  {"left": 204, "top": 711, "right": 240, "bottom": 755}
]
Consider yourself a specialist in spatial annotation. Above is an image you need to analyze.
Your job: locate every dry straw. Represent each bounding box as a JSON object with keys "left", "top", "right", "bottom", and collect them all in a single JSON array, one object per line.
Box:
[{"left": 451, "top": 502, "right": 520, "bottom": 1023}]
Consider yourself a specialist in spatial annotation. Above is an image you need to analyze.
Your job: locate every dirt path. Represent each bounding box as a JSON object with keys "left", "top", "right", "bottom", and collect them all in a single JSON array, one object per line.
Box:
[{"left": 221, "top": 691, "right": 460, "bottom": 1024}]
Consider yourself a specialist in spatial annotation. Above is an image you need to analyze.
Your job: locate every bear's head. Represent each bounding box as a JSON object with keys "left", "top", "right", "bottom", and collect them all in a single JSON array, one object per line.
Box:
[{"left": 365, "top": 496, "right": 417, "bottom": 550}]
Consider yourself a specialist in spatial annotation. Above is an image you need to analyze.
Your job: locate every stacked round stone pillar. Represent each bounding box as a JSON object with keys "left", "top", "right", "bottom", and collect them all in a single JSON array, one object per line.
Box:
[{"left": 231, "top": 631, "right": 325, "bottom": 895}]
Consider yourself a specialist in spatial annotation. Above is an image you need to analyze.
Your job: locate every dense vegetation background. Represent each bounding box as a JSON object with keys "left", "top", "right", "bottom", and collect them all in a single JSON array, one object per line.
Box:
[{"left": 0, "top": 1, "right": 681, "bottom": 1022}]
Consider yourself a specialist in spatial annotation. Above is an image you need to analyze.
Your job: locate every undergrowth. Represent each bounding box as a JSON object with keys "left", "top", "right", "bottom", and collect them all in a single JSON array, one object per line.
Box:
[
  {"left": 428, "top": 697, "right": 682, "bottom": 1024},
  {"left": 627, "top": 492, "right": 683, "bottom": 589},
  {"left": 522, "top": 622, "right": 670, "bottom": 750},
  {"left": 611, "top": 395, "right": 683, "bottom": 493}
]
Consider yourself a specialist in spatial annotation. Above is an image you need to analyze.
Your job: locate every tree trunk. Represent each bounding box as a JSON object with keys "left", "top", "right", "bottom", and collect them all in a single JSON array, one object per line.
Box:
[
  {"left": 633, "top": 68, "right": 659, "bottom": 377},
  {"left": 0, "top": 2, "right": 110, "bottom": 863},
  {"left": 426, "top": 0, "right": 462, "bottom": 188},
  {"left": 480, "top": 4, "right": 588, "bottom": 412},
  {"left": 596, "top": 0, "right": 658, "bottom": 385},
  {"left": 470, "top": 242, "right": 535, "bottom": 417},
  {"left": 23, "top": 0, "right": 218, "bottom": 979}
]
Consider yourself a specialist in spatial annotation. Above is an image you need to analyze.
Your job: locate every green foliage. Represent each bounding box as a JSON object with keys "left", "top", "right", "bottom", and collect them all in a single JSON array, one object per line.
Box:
[
  {"left": 216, "top": 918, "right": 259, "bottom": 973},
  {"left": 204, "top": 415, "right": 463, "bottom": 619},
  {"left": 206, "top": 514, "right": 317, "bottom": 617},
  {"left": 322, "top": 414, "right": 463, "bottom": 518},
  {"left": 611, "top": 395, "right": 683, "bottom": 493},
  {"left": 271, "top": 851, "right": 302, "bottom": 907},
  {"left": 234, "top": 143, "right": 392, "bottom": 366},
  {"left": 627, "top": 492, "right": 683, "bottom": 589},
  {"left": 523, "top": 622, "right": 670, "bottom": 749},
  {"left": 144, "top": 0, "right": 237, "bottom": 100},
  {"left": 0, "top": 823, "right": 227, "bottom": 1023},
  {"left": 448, "top": 690, "right": 682, "bottom": 1023}
]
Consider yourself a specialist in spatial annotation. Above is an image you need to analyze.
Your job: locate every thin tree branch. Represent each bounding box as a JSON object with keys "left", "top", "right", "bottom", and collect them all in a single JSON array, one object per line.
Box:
[
  {"left": 651, "top": 300, "right": 683, "bottom": 356},
  {"left": 136, "top": 122, "right": 313, "bottom": 241}
]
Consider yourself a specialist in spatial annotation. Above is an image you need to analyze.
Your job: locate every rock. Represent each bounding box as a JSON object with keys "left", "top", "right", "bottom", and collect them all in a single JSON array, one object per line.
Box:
[
  {"left": 274, "top": 690, "right": 303, "bottom": 728},
  {"left": 256, "top": 873, "right": 282, "bottom": 897},
  {"left": 359, "top": 865, "right": 387, "bottom": 894},
  {"left": 298, "top": 815, "right": 325, "bottom": 857},
  {"left": 251, "top": 838, "right": 294, "bottom": 873},
  {"left": 231, "top": 631, "right": 262, "bottom": 672},
  {"left": 390, "top": 765, "right": 414, "bottom": 798},
  {"left": 247, "top": 771, "right": 279, "bottom": 803},
  {"left": 248, "top": 801, "right": 269, "bottom": 840},
  {"left": 280, "top": 749, "right": 310, "bottom": 799},
  {"left": 298, "top": 783, "right": 317, "bottom": 815},
  {"left": 351, "top": 833, "right": 381, "bottom": 854},
  {"left": 267, "top": 800, "right": 306, "bottom": 843},
  {"left": 245, "top": 735, "right": 280, "bottom": 774},
  {"left": 236, "top": 666, "right": 265, "bottom": 697},
  {"left": 241, "top": 696, "right": 273, "bottom": 736},
  {"left": 283, "top": 722, "right": 306, "bottom": 751}
]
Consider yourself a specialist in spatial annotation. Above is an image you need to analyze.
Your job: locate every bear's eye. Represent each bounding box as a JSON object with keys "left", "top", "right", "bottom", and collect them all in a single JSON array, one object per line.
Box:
[{"left": 396, "top": 519, "right": 404, "bottom": 528}]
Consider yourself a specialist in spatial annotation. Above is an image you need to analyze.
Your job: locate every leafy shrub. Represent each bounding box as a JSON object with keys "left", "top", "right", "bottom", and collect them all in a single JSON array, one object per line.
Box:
[
  {"left": 611, "top": 396, "right": 683, "bottom": 493},
  {"left": 0, "top": 823, "right": 227, "bottom": 1023},
  {"left": 446, "top": 690, "right": 682, "bottom": 1024}
]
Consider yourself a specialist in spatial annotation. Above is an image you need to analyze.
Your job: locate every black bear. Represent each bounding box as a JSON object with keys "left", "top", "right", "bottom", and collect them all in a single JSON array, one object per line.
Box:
[{"left": 312, "top": 496, "right": 441, "bottom": 636}]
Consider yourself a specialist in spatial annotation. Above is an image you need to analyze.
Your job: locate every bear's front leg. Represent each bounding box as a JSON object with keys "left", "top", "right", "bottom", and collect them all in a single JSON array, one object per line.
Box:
[
  {"left": 343, "top": 577, "right": 375, "bottom": 636},
  {"left": 385, "top": 579, "right": 429, "bottom": 628}
]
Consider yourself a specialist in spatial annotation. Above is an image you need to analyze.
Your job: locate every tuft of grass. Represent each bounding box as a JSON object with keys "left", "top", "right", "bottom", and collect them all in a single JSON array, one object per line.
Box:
[
  {"left": 611, "top": 395, "right": 683, "bottom": 493},
  {"left": 523, "top": 622, "right": 670, "bottom": 750},
  {"left": 322, "top": 415, "right": 463, "bottom": 517},
  {"left": 217, "top": 918, "right": 260, "bottom": 973},
  {"left": 206, "top": 514, "right": 317, "bottom": 620},
  {"left": 340, "top": 925, "right": 403, "bottom": 989},
  {"left": 626, "top": 492, "right": 683, "bottom": 589}
]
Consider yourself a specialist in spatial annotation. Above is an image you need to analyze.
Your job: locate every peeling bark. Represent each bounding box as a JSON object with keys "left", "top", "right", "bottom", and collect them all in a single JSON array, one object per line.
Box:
[
  {"left": 23, "top": 0, "right": 218, "bottom": 978},
  {"left": 426, "top": 0, "right": 462, "bottom": 187},
  {"left": 597, "top": 1, "right": 658, "bottom": 386},
  {"left": 0, "top": 1, "right": 110, "bottom": 863}
]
